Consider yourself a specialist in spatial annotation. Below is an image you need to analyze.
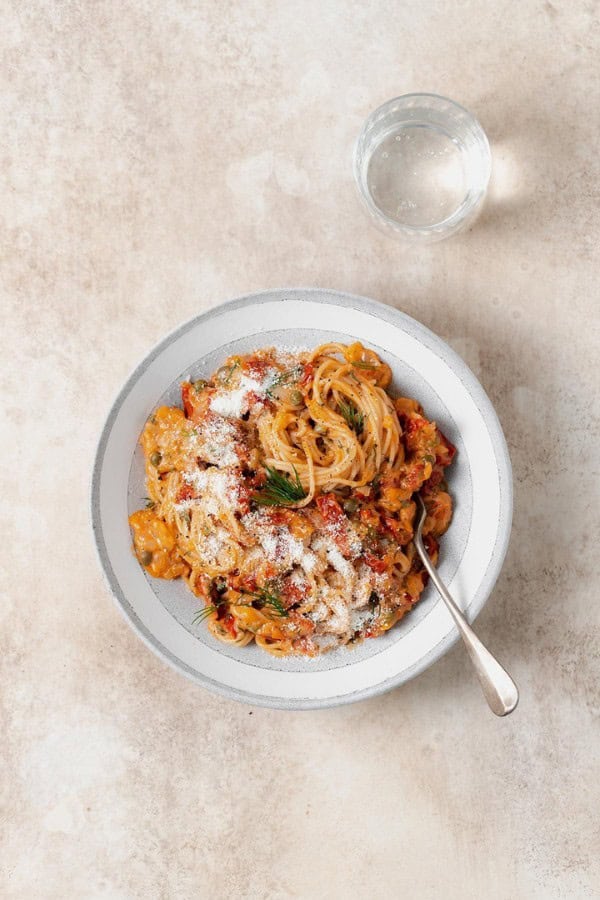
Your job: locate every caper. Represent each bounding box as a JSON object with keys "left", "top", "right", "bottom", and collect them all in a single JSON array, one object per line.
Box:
[
  {"left": 150, "top": 451, "right": 162, "bottom": 467},
  {"left": 343, "top": 497, "right": 359, "bottom": 514},
  {"left": 290, "top": 389, "right": 303, "bottom": 406},
  {"left": 140, "top": 550, "right": 153, "bottom": 566},
  {"left": 193, "top": 379, "right": 207, "bottom": 393}
]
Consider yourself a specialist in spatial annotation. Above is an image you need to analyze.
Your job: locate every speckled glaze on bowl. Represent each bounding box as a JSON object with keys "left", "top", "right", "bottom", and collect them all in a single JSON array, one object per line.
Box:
[{"left": 91, "top": 288, "right": 512, "bottom": 709}]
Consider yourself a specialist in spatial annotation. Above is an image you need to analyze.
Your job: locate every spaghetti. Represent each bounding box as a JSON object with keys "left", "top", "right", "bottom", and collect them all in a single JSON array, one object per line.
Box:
[{"left": 129, "top": 342, "right": 455, "bottom": 656}]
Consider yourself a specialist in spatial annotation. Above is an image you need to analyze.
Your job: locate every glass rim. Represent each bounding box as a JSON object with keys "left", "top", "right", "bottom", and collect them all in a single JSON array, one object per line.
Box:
[{"left": 353, "top": 93, "right": 492, "bottom": 238}]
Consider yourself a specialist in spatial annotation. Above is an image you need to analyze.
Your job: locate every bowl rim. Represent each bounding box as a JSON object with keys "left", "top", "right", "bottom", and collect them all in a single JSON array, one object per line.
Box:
[{"left": 90, "top": 287, "right": 512, "bottom": 709}]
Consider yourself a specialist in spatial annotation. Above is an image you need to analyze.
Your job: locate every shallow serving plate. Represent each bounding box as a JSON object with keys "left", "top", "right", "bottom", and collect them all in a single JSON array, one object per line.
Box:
[{"left": 91, "top": 288, "right": 512, "bottom": 709}]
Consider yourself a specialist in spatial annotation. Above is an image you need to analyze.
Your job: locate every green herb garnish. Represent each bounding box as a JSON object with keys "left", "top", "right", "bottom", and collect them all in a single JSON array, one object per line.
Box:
[
  {"left": 253, "top": 465, "right": 306, "bottom": 506},
  {"left": 266, "top": 365, "right": 303, "bottom": 398},
  {"left": 191, "top": 605, "right": 218, "bottom": 626},
  {"left": 223, "top": 359, "right": 241, "bottom": 384},
  {"left": 338, "top": 398, "right": 364, "bottom": 435},
  {"left": 143, "top": 497, "right": 155, "bottom": 509},
  {"left": 216, "top": 359, "right": 241, "bottom": 385},
  {"left": 241, "top": 585, "right": 288, "bottom": 617}
]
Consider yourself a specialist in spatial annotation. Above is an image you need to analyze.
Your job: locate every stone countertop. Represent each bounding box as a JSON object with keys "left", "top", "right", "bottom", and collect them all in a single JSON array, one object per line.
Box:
[{"left": 2, "top": 2, "right": 599, "bottom": 898}]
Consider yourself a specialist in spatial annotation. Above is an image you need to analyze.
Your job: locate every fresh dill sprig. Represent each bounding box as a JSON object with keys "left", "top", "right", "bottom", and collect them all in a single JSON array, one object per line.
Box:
[
  {"left": 338, "top": 398, "right": 365, "bottom": 435},
  {"left": 216, "top": 359, "right": 241, "bottom": 386},
  {"left": 252, "top": 465, "right": 306, "bottom": 506},
  {"left": 223, "top": 359, "right": 241, "bottom": 384},
  {"left": 191, "top": 605, "right": 218, "bottom": 626},
  {"left": 266, "top": 365, "right": 303, "bottom": 398},
  {"left": 241, "top": 586, "right": 288, "bottom": 617},
  {"left": 143, "top": 497, "right": 155, "bottom": 509}
]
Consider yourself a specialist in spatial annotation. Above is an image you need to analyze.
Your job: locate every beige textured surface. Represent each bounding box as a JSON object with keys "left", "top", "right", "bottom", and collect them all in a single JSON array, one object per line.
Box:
[{"left": 2, "top": 2, "right": 599, "bottom": 898}]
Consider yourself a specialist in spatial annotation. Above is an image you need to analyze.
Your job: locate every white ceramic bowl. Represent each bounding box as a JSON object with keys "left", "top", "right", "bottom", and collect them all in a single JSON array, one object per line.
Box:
[{"left": 91, "top": 288, "right": 512, "bottom": 708}]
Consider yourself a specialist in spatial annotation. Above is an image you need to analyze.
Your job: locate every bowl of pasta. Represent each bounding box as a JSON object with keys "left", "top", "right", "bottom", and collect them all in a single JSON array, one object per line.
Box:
[{"left": 91, "top": 288, "right": 512, "bottom": 708}]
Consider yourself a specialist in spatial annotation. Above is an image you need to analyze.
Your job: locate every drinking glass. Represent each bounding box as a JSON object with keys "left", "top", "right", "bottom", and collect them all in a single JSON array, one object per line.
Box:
[{"left": 354, "top": 93, "right": 491, "bottom": 242}]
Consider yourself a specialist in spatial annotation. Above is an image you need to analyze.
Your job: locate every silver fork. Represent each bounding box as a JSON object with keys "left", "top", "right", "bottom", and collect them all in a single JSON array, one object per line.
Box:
[{"left": 414, "top": 494, "right": 519, "bottom": 716}]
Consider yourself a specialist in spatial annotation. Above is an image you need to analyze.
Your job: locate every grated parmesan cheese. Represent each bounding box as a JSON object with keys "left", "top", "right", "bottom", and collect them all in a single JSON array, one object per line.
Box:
[
  {"left": 290, "top": 568, "right": 309, "bottom": 589},
  {"left": 306, "top": 600, "right": 329, "bottom": 623},
  {"left": 351, "top": 564, "right": 385, "bottom": 609},
  {"left": 201, "top": 527, "right": 229, "bottom": 563},
  {"left": 311, "top": 634, "right": 340, "bottom": 651},
  {"left": 192, "top": 415, "right": 239, "bottom": 466},
  {"left": 347, "top": 526, "right": 363, "bottom": 558},
  {"left": 322, "top": 594, "right": 351, "bottom": 635},
  {"left": 183, "top": 468, "right": 240, "bottom": 515},
  {"left": 349, "top": 608, "right": 376, "bottom": 631},
  {"left": 301, "top": 550, "right": 319, "bottom": 573},
  {"left": 327, "top": 547, "right": 354, "bottom": 580},
  {"left": 241, "top": 510, "right": 322, "bottom": 577},
  {"left": 210, "top": 374, "right": 268, "bottom": 418}
]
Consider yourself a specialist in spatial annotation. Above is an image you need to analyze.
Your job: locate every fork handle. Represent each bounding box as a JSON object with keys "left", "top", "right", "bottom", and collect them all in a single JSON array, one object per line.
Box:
[{"left": 416, "top": 536, "right": 519, "bottom": 716}]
